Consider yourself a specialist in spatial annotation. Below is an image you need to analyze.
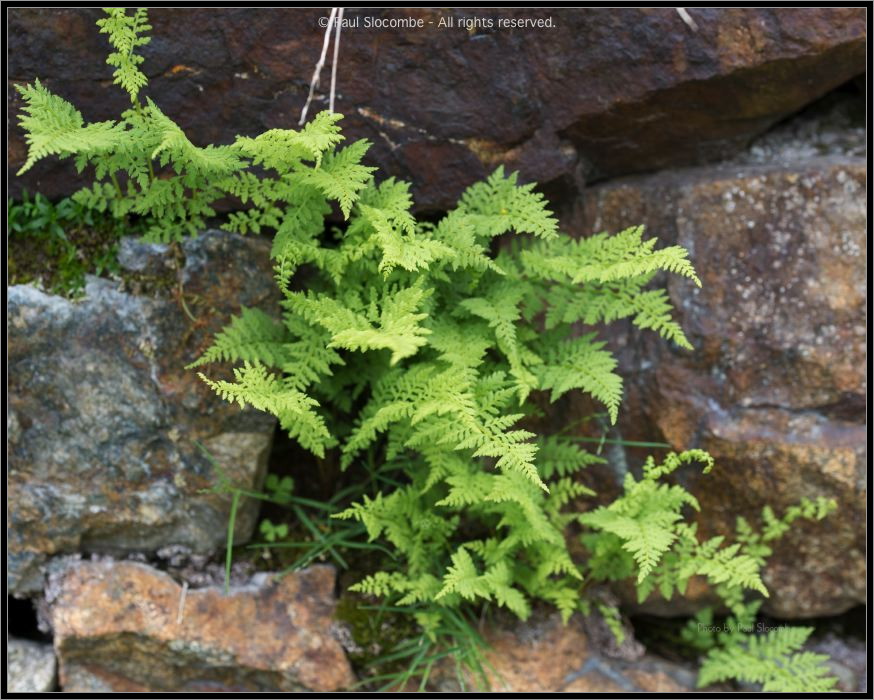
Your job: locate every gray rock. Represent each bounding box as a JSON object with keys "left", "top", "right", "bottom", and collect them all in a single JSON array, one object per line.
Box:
[
  {"left": 732, "top": 92, "right": 866, "bottom": 168},
  {"left": 7, "top": 230, "right": 278, "bottom": 595},
  {"left": 7, "top": 637, "right": 57, "bottom": 693},
  {"left": 808, "top": 633, "right": 867, "bottom": 693}
]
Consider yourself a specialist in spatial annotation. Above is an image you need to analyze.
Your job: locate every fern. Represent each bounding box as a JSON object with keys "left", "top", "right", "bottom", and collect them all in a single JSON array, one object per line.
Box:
[
  {"left": 96, "top": 7, "right": 152, "bottom": 103},
  {"left": 15, "top": 11, "right": 841, "bottom": 691},
  {"left": 15, "top": 80, "right": 126, "bottom": 175},
  {"left": 187, "top": 307, "right": 290, "bottom": 369},
  {"left": 14, "top": 8, "right": 373, "bottom": 245},
  {"left": 698, "top": 624, "right": 837, "bottom": 693},
  {"left": 198, "top": 362, "right": 334, "bottom": 457},
  {"left": 582, "top": 457, "right": 838, "bottom": 691},
  {"left": 172, "top": 77, "right": 705, "bottom": 625}
]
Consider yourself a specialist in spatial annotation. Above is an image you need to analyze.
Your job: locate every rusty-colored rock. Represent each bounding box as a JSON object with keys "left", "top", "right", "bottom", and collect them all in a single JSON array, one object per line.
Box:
[
  {"left": 477, "top": 612, "right": 591, "bottom": 692},
  {"left": 7, "top": 231, "right": 278, "bottom": 595},
  {"left": 428, "top": 611, "right": 700, "bottom": 692},
  {"left": 48, "top": 560, "right": 355, "bottom": 692},
  {"left": 8, "top": 8, "right": 865, "bottom": 210},
  {"left": 580, "top": 148, "right": 866, "bottom": 617}
]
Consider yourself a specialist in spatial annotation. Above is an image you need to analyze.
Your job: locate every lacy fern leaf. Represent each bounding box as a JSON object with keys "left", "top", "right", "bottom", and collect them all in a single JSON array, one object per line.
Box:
[{"left": 97, "top": 7, "right": 152, "bottom": 103}]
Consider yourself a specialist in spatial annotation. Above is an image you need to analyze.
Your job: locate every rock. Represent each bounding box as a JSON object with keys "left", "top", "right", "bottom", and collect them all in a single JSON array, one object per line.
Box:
[
  {"left": 579, "top": 134, "right": 866, "bottom": 616},
  {"left": 8, "top": 8, "right": 865, "bottom": 210},
  {"left": 7, "top": 637, "right": 58, "bottom": 692},
  {"left": 47, "top": 560, "right": 354, "bottom": 692},
  {"left": 807, "top": 633, "right": 867, "bottom": 693},
  {"left": 429, "top": 610, "right": 702, "bottom": 692},
  {"left": 7, "top": 230, "right": 278, "bottom": 595}
]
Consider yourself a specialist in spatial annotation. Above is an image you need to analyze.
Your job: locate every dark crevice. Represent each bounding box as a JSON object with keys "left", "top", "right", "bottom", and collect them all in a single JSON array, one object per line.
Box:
[
  {"left": 630, "top": 603, "right": 868, "bottom": 664},
  {"left": 7, "top": 595, "right": 53, "bottom": 643}
]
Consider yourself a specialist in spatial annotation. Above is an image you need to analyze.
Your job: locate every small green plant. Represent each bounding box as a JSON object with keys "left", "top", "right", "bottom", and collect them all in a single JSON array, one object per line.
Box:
[
  {"left": 581, "top": 457, "right": 838, "bottom": 692},
  {"left": 263, "top": 474, "right": 295, "bottom": 505},
  {"left": 7, "top": 191, "right": 142, "bottom": 296},
  {"left": 259, "top": 519, "right": 289, "bottom": 543},
  {"left": 692, "top": 604, "right": 838, "bottom": 692},
  {"left": 191, "top": 146, "right": 702, "bottom": 625},
  {"left": 681, "top": 500, "right": 838, "bottom": 692}
]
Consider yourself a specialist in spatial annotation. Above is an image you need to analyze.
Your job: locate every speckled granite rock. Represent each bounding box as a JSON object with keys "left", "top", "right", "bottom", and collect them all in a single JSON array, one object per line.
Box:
[
  {"left": 47, "top": 560, "right": 354, "bottom": 692},
  {"left": 7, "top": 230, "right": 278, "bottom": 595},
  {"left": 580, "top": 149, "right": 866, "bottom": 617},
  {"left": 7, "top": 637, "right": 58, "bottom": 693}
]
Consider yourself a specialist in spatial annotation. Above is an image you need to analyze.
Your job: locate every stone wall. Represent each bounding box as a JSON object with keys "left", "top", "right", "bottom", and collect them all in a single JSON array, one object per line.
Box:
[
  {"left": 8, "top": 8, "right": 865, "bottom": 211},
  {"left": 5, "top": 7, "right": 866, "bottom": 691}
]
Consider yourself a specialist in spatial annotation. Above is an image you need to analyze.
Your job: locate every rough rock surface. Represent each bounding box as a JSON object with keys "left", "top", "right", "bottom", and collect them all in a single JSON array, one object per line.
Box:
[
  {"left": 808, "top": 633, "right": 867, "bottom": 693},
  {"left": 7, "top": 230, "right": 278, "bottom": 595},
  {"left": 579, "top": 124, "right": 866, "bottom": 617},
  {"left": 429, "top": 610, "right": 706, "bottom": 693},
  {"left": 47, "top": 560, "right": 354, "bottom": 692},
  {"left": 8, "top": 8, "right": 865, "bottom": 210},
  {"left": 6, "top": 637, "right": 58, "bottom": 693}
]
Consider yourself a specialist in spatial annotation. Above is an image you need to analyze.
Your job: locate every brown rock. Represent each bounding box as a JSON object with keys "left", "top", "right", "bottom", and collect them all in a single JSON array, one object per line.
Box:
[
  {"left": 429, "top": 611, "right": 700, "bottom": 693},
  {"left": 49, "top": 560, "right": 355, "bottom": 692},
  {"left": 7, "top": 231, "right": 277, "bottom": 595},
  {"left": 8, "top": 8, "right": 865, "bottom": 210},
  {"left": 561, "top": 671, "right": 628, "bottom": 693},
  {"left": 477, "top": 612, "right": 590, "bottom": 692},
  {"left": 580, "top": 151, "right": 866, "bottom": 617}
]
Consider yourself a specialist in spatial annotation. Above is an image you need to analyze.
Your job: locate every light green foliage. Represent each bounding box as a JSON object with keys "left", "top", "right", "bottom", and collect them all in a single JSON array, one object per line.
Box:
[
  {"left": 685, "top": 600, "right": 837, "bottom": 693},
  {"left": 677, "top": 500, "right": 837, "bottom": 692},
  {"left": 698, "top": 625, "right": 837, "bottom": 692},
  {"left": 42, "top": 9, "right": 834, "bottom": 688},
  {"left": 581, "top": 450, "right": 724, "bottom": 585},
  {"left": 583, "top": 470, "right": 837, "bottom": 692},
  {"left": 96, "top": 7, "right": 152, "bottom": 103},
  {"left": 14, "top": 9, "right": 374, "bottom": 244},
  {"left": 189, "top": 101, "right": 700, "bottom": 622},
  {"left": 7, "top": 191, "right": 146, "bottom": 296},
  {"left": 259, "top": 518, "right": 289, "bottom": 543}
]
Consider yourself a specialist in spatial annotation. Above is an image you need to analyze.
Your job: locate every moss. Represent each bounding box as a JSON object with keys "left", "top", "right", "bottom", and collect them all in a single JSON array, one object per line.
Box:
[
  {"left": 7, "top": 192, "right": 147, "bottom": 298},
  {"left": 334, "top": 592, "right": 420, "bottom": 674},
  {"left": 117, "top": 242, "right": 184, "bottom": 299}
]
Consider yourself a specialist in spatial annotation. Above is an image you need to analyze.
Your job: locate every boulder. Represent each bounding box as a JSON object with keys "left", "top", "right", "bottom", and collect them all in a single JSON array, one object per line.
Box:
[
  {"left": 47, "top": 560, "right": 354, "bottom": 692},
  {"left": 7, "top": 230, "right": 277, "bottom": 595},
  {"left": 8, "top": 8, "right": 865, "bottom": 210},
  {"left": 6, "top": 637, "right": 58, "bottom": 693},
  {"left": 807, "top": 633, "right": 867, "bottom": 693},
  {"left": 578, "top": 109, "right": 866, "bottom": 617},
  {"left": 427, "top": 609, "right": 704, "bottom": 693}
]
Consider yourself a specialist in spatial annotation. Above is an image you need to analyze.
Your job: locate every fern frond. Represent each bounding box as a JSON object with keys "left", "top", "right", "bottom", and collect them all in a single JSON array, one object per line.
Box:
[
  {"left": 15, "top": 80, "right": 126, "bottom": 174},
  {"left": 301, "top": 139, "right": 376, "bottom": 218},
  {"left": 198, "top": 362, "right": 333, "bottom": 457},
  {"left": 97, "top": 7, "right": 152, "bottom": 103},
  {"left": 571, "top": 226, "right": 700, "bottom": 286},
  {"left": 537, "top": 333, "right": 623, "bottom": 424},
  {"left": 457, "top": 166, "right": 558, "bottom": 240},
  {"left": 188, "top": 307, "right": 290, "bottom": 368},
  {"left": 146, "top": 99, "right": 243, "bottom": 181},
  {"left": 699, "top": 626, "right": 837, "bottom": 692}
]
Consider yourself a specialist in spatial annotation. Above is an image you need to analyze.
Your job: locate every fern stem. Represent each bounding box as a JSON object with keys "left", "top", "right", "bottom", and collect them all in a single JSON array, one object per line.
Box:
[{"left": 109, "top": 171, "right": 123, "bottom": 199}]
